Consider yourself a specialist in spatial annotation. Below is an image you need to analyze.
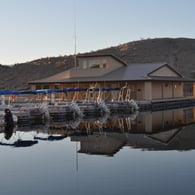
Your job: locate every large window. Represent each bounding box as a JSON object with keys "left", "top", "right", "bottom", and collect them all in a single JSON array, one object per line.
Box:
[
  {"left": 79, "top": 59, "right": 107, "bottom": 69},
  {"left": 183, "top": 82, "right": 193, "bottom": 96}
]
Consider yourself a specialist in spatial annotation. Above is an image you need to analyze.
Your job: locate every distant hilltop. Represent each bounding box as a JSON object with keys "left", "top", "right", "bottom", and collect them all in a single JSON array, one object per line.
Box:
[{"left": 1, "top": 37, "right": 195, "bottom": 90}]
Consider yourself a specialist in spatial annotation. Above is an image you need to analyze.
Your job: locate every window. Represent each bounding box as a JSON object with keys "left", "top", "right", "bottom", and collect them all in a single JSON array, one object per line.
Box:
[
  {"left": 43, "top": 84, "right": 49, "bottom": 89},
  {"left": 36, "top": 85, "right": 41, "bottom": 90},
  {"left": 79, "top": 58, "right": 107, "bottom": 69},
  {"left": 88, "top": 60, "right": 100, "bottom": 69},
  {"left": 54, "top": 85, "right": 59, "bottom": 89},
  {"left": 183, "top": 83, "right": 193, "bottom": 96},
  {"left": 100, "top": 59, "right": 107, "bottom": 68}
]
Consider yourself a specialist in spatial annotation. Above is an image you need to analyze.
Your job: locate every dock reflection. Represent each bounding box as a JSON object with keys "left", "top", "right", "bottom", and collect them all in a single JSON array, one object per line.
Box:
[{"left": 0, "top": 107, "right": 195, "bottom": 154}]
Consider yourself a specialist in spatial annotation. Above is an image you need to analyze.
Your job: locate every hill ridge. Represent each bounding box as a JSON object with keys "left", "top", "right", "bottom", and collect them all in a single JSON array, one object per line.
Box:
[{"left": 1, "top": 37, "right": 195, "bottom": 89}]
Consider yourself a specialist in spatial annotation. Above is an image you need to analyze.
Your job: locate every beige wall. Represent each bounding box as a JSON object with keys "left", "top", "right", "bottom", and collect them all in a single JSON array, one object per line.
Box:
[
  {"left": 136, "top": 82, "right": 144, "bottom": 100},
  {"left": 151, "top": 81, "right": 183, "bottom": 100},
  {"left": 31, "top": 80, "right": 186, "bottom": 101},
  {"left": 73, "top": 56, "right": 124, "bottom": 78},
  {"left": 69, "top": 68, "right": 105, "bottom": 78},
  {"left": 129, "top": 81, "right": 183, "bottom": 101},
  {"left": 162, "top": 82, "right": 172, "bottom": 98},
  {"left": 149, "top": 66, "right": 179, "bottom": 77},
  {"left": 107, "top": 56, "right": 124, "bottom": 69},
  {"left": 31, "top": 85, "right": 36, "bottom": 90},
  {"left": 152, "top": 82, "right": 163, "bottom": 99},
  {"left": 143, "top": 81, "right": 152, "bottom": 100},
  {"left": 173, "top": 82, "right": 183, "bottom": 98}
]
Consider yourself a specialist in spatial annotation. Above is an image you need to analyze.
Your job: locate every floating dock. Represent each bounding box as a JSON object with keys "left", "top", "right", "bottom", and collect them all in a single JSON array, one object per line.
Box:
[
  {"left": 138, "top": 98, "right": 195, "bottom": 111},
  {"left": 0, "top": 86, "right": 138, "bottom": 126},
  {"left": 1, "top": 87, "right": 195, "bottom": 127}
]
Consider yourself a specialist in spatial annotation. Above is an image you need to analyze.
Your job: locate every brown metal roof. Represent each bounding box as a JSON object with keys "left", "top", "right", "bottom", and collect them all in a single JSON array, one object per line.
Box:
[{"left": 29, "top": 62, "right": 194, "bottom": 84}]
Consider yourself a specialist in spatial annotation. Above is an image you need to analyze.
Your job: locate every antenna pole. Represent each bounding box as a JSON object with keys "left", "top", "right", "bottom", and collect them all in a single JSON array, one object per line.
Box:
[{"left": 74, "top": 0, "right": 77, "bottom": 68}]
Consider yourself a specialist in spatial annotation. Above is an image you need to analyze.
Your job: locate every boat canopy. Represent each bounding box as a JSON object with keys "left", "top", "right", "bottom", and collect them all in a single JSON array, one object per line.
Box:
[{"left": 0, "top": 87, "right": 120, "bottom": 95}]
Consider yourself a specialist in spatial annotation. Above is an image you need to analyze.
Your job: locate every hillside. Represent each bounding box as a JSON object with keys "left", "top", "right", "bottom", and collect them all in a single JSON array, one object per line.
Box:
[
  {"left": 1, "top": 38, "right": 195, "bottom": 90},
  {"left": 0, "top": 56, "right": 75, "bottom": 90},
  {"left": 89, "top": 38, "right": 195, "bottom": 77}
]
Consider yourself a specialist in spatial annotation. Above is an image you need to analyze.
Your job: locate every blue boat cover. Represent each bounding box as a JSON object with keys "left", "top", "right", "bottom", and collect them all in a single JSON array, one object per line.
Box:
[{"left": 0, "top": 87, "right": 120, "bottom": 95}]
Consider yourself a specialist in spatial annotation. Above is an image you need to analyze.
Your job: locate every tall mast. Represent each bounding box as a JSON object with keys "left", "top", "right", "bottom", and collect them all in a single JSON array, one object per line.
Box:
[{"left": 74, "top": 0, "right": 77, "bottom": 68}]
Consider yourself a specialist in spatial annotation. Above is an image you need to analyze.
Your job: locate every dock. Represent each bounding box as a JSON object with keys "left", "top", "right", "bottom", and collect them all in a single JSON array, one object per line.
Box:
[
  {"left": 1, "top": 87, "right": 195, "bottom": 127},
  {"left": 138, "top": 97, "right": 195, "bottom": 111},
  {"left": 0, "top": 86, "right": 138, "bottom": 126}
]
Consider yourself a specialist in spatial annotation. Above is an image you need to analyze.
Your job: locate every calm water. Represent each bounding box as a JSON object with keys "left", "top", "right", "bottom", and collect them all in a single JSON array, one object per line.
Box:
[{"left": 1, "top": 107, "right": 195, "bottom": 195}]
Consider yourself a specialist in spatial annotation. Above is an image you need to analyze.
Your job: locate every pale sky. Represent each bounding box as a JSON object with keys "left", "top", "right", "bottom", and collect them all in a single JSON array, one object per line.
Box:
[{"left": 0, "top": 0, "right": 195, "bottom": 65}]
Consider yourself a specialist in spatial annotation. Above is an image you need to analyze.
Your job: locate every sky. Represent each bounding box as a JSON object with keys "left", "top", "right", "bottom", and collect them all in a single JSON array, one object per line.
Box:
[{"left": 0, "top": 0, "right": 195, "bottom": 65}]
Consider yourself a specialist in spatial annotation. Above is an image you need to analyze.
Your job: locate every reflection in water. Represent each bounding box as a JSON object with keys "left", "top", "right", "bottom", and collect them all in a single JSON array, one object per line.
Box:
[
  {"left": 13, "top": 140, "right": 38, "bottom": 147},
  {"left": 71, "top": 126, "right": 195, "bottom": 156},
  {"left": 34, "top": 134, "right": 67, "bottom": 141},
  {"left": 1, "top": 107, "right": 195, "bottom": 195},
  {"left": 4, "top": 108, "right": 14, "bottom": 140},
  {"left": 4, "top": 125, "right": 14, "bottom": 140},
  {"left": 71, "top": 107, "right": 195, "bottom": 155},
  {"left": 0, "top": 107, "right": 195, "bottom": 153},
  {"left": 0, "top": 139, "right": 38, "bottom": 147}
]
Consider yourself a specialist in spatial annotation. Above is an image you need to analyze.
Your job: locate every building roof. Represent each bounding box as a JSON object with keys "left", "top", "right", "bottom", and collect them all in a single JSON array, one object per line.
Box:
[{"left": 29, "top": 62, "right": 193, "bottom": 84}]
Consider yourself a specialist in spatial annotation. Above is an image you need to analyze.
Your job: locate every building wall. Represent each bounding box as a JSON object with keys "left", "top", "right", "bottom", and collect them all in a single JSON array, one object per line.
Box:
[
  {"left": 152, "top": 82, "right": 163, "bottom": 99},
  {"left": 173, "top": 82, "right": 183, "bottom": 98},
  {"left": 149, "top": 66, "right": 180, "bottom": 77},
  {"left": 73, "top": 56, "right": 124, "bottom": 78},
  {"left": 31, "top": 79, "right": 188, "bottom": 101},
  {"left": 144, "top": 81, "right": 152, "bottom": 100},
  {"left": 151, "top": 81, "right": 183, "bottom": 100},
  {"left": 31, "top": 78, "right": 190, "bottom": 101},
  {"left": 136, "top": 82, "right": 144, "bottom": 100},
  {"left": 31, "top": 85, "right": 36, "bottom": 90},
  {"left": 162, "top": 82, "right": 172, "bottom": 98}
]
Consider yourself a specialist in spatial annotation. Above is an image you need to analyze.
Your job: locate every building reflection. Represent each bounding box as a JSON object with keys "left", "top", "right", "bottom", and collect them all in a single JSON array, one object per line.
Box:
[
  {"left": 70, "top": 107, "right": 195, "bottom": 155},
  {"left": 132, "top": 107, "right": 195, "bottom": 133},
  {"left": 1, "top": 107, "right": 195, "bottom": 153}
]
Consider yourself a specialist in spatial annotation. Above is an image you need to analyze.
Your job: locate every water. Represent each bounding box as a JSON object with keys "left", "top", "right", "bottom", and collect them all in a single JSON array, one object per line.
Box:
[{"left": 1, "top": 107, "right": 195, "bottom": 195}]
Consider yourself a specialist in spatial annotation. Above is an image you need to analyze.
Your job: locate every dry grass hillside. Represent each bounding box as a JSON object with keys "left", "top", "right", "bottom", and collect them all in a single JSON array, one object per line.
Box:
[
  {"left": 0, "top": 56, "right": 74, "bottom": 90},
  {"left": 1, "top": 38, "right": 195, "bottom": 90}
]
